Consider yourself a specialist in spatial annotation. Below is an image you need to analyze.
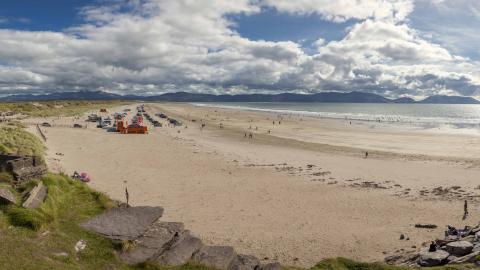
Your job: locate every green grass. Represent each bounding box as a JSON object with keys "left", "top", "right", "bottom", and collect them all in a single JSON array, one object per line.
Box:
[
  {"left": 0, "top": 123, "right": 45, "bottom": 157},
  {"left": 0, "top": 100, "right": 129, "bottom": 117}
]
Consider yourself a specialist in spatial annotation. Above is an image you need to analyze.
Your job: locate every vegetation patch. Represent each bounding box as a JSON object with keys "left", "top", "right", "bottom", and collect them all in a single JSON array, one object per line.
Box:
[{"left": 0, "top": 100, "right": 128, "bottom": 117}]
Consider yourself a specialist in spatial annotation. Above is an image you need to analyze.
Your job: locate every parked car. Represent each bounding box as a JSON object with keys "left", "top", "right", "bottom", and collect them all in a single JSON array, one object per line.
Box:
[
  {"left": 73, "top": 124, "right": 83, "bottom": 128},
  {"left": 41, "top": 122, "right": 51, "bottom": 127},
  {"left": 153, "top": 121, "right": 162, "bottom": 127}
]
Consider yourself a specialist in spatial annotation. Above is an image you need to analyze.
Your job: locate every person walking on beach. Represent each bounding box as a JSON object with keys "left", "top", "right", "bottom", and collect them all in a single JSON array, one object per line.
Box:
[
  {"left": 365, "top": 151, "right": 368, "bottom": 158},
  {"left": 463, "top": 200, "right": 468, "bottom": 220}
]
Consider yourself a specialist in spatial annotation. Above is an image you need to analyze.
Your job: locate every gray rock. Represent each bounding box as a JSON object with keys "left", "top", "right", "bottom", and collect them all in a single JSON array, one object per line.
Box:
[
  {"left": 81, "top": 206, "right": 164, "bottom": 241},
  {"left": 0, "top": 188, "right": 16, "bottom": 204},
  {"left": 418, "top": 250, "right": 449, "bottom": 267},
  {"left": 192, "top": 246, "right": 237, "bottom": 270},
  {"left": 448, "top": 251, "right": 480, "bottom": 264},
  {"left": 120, "top": 222, "right": 184, "bottom": 265},
  {"left": 446, "top": 241, "right": 473, "bottom": 256},
  {"left": 22, "top": 182, "right": 47, "bottom": 209},
  {"left": 156, "top": 230, "right": 203, "bottom": 266},
  {"left": 229, "top": 254, "right": 261, "bottom": 270},
  {"left": 258, "top": 262, "right": 281, "bottom": 270}
]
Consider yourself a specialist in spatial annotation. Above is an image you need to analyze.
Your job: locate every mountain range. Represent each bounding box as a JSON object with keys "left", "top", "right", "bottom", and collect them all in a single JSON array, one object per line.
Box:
[{"left": 1, "top": 90, "right": 480, "bottom": 104}]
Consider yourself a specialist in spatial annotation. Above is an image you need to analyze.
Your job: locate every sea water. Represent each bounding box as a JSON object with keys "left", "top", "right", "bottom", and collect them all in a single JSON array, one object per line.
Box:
[{"left": 193, "top": 102, "right": 480, "bottom": 132}]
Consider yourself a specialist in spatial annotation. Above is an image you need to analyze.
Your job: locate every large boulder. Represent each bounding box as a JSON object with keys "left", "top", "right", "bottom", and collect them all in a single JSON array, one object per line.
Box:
[
  {"left": 448, "top": 251, "right": 480, "bottom": 264},
  {"left": 445, "top": 241, "right": 473, "bottom": 256},
  {"left": 258, "top": 262, "right": 282, "bottom": 270},
  {"left": 192, "top": 246, "right": 237, "bottom": 270},
  {"left": 0, "top": 188, "right": 16, "bottom": 205},
  {"left": 120, "top": 221, "right": 184, "bottom": 265},
  {"left": 230, "top": 254, "right": 261, "bottom": 270},
  {"left": 418, "top": 250, "right": 449, "bottom": 267},
  {"left": 156, "top": 230, "right": 203, "bottom": 266},
  {"left": 81, "top": 206, "right": 164, "bottom": 241},
  {"left": 22, "top": 182, "right": 47, "bottom": 209}
]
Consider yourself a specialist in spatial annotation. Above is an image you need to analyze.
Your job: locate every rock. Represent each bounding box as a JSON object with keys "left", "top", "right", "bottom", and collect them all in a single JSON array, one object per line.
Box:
[
  {"left": 22, "top": 182, "right": 47, "bottom": 209},
  {"left": 230, "top": 254, "right": 261, "bottom": 270},
  {"left": 156, "top": 230, "right": 203, "bottom": 266},
  {"left": 448, "top": 251, "right": 480, "bottom": 264},
  {"left": 75, "top": 239, "right": 86, "bottom": 252},
  {"left": 81, "top": 206, "right": 164, "bottom": 241},
  {"left": 445, "top": 241, "right": 473, "bottom": 256},
  {"left": 120, "top": 222, "right": 185, "bottom": 265},
  {"left": 0, "top": 188, "right": 16, "bottom": 204},
  {"left": 52, "top": 252, "right": 69, "bottom": 257},
  {"left": 192, "top": 246, "right": 237, "bottom": 270},
  {"left": 418, "top": 250, "right": 449, "bottom": 267},
  {"left": 258, "top": 262, "right": 281, "bottom": 270}
]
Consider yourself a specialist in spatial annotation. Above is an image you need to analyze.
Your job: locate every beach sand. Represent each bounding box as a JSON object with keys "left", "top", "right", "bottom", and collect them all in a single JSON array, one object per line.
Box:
[{"left": 25, "top": 103, "right": 480, "bottom": 267}]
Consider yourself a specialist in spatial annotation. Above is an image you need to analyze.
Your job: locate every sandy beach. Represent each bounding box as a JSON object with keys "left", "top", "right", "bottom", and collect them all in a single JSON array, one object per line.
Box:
[{"left": 25, "top": 103, "right": 480, "bottom": 267}]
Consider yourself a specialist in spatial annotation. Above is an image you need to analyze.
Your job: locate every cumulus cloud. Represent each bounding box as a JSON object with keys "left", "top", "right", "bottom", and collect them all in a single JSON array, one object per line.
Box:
[{"left": 0, "top": 0, "right": 478, "bottom": 98}]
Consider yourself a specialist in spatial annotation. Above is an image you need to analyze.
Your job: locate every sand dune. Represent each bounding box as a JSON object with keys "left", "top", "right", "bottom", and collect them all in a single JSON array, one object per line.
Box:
[{"left": 25, "top": 103, "right": 480, "bottom": 267}]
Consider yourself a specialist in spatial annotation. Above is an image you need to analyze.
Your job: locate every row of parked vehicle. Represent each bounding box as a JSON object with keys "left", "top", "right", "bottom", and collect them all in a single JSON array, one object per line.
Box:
[{"left": 143, "top": 112, "right": 162, "bottom": 127}]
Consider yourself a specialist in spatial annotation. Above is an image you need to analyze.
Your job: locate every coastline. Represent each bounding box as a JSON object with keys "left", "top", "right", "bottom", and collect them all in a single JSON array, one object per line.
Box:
[{"left": 24, "top": 102, "right": 480, "bottom": 267}]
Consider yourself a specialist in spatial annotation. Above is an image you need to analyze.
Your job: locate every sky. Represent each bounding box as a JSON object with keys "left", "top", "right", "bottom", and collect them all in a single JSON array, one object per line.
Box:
[{"left": 0, "top": 0, "right": 479, "bottom": 98}]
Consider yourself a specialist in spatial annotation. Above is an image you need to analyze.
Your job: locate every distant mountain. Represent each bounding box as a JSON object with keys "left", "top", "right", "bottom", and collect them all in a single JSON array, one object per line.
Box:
[
  {"left": 418, "top": 95, "right": 480, "bottom": 104},
  {"left": 1, "top": 90, "right": 480, "bottom": 104},
  {"left": 1, "top": 90, "right": 123, "bottom": 101}
]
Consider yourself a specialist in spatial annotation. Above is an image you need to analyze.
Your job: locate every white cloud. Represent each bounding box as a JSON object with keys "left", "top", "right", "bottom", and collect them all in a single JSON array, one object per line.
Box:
[{"left": 0, "top": 0, "right": 478, "bottom": 98}]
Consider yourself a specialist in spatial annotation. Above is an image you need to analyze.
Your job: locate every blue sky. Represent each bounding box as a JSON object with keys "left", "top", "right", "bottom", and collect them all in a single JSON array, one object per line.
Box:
[{"left": 0, "top": 0, "right": 479, "bottom": 98}]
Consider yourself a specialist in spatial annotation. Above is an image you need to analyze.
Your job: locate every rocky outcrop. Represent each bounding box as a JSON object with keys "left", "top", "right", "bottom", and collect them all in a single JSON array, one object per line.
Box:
[
  {"left": 83, "top": 206, "right": 279, "bottom": 270},
  {"left": 418, "top": 250, "right": 449, "bottom": 267},
  {"left": 120, "top": 221, "right": 185, "bottom": 265},
  {"left": 81, "top": 206, "right": 164, "bottom": 241},
  {"left": 445, "top": 241, "right": 473, "bottom": 256},
  {"left": 0, "top": 153, "right": 47, "bottom": 186},
  {"left": 0, "top": 188, "right": 16, "bottom": 204},
  {"left": 386, "top": 224, "right": 480, "bottom": 267},
  {"left": 22, "top": 182, "right": 47, "bottom": 209},
  {"left": 192, "top": 246, "right": 237, "bottom": 270}
]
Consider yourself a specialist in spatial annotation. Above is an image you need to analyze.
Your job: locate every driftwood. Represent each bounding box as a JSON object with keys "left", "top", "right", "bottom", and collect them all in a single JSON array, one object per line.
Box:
[{"left": 415, "top": 224, "right": 438, "bottom": 229}]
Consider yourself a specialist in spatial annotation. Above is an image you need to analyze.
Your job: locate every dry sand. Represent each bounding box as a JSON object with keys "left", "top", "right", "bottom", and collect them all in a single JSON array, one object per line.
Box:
[{"left": 25, "top": 103, "right": 480, "bottom": 267}]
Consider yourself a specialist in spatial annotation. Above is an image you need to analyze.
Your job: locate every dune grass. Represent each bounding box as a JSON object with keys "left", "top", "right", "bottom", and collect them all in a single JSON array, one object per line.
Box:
[
  {"left": 0, "top": 122, "right": 45, "bottom": 157},
  {"left": 0, "top": 100, "right": 128, "bottom": 117}
]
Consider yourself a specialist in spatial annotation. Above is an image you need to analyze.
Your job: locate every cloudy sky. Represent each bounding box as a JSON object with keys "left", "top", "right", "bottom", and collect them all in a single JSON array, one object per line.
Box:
[{"left": 0, "top": 0, "right": 479, "bottom": 98}]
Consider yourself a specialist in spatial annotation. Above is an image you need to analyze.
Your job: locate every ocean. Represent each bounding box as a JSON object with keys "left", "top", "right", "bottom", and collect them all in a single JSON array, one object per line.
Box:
[{"left": 193, "top": 102, "right": 480, "bottom": 131}]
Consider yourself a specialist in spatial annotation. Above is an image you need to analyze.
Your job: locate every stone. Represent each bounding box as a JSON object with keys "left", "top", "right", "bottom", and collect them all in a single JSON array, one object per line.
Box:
[
  {"left": 81, "top": 206, "right": 163, "bottom": 241},
  {"left": 120, "top": 222, "right": 185, "bottom": 265},
  {"left": 229, "top": 254, "right": 261, "bottom": 270},
  {"left": 448, "top": 251, "right": 480, "bottom": 264},
  {"left": 418, "top": 250, "right": 449, "bottom": 267},
  {"left": 22, "top": 182, "right": 47, "bottom": 209},
  {"left": 445, "top": 241, "right": 473, "bottom": 256},
  {"left": 156, "top": 230, "right": 203, "bottom": 266},
  {"left": 192, "top": 246, "right": 237, "bottom": 270},
  {"left": 75, "top": 239, "right": 86, "bottom": 252},
  {"left": 258, "top": 262, "right": 282, "bottom": 270},
  {"left": 0, "top": 188, "right": 16, "bottom": 204}
]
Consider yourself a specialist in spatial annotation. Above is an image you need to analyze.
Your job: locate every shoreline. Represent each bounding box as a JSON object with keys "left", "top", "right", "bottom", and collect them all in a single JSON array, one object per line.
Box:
[
  {"left": 190, "top": 102, "right": 480, "bottom": 137},
  {"left": 24, "top": 102, "right": 480, "bottom": 267}
]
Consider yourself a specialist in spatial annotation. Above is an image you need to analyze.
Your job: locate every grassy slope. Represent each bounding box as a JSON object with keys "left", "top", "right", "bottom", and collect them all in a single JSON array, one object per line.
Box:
[
  {"left": 0, "top": 107, "right": 469, "bottom": 270},
  {"left": 0, "top": 100, "right": 128, "bottom": 117}
]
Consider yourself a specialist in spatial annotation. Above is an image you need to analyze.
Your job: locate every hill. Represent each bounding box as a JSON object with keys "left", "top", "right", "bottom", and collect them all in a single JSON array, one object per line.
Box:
[{"left": 2, "top": 90, "right": 480, "bottom": 104}]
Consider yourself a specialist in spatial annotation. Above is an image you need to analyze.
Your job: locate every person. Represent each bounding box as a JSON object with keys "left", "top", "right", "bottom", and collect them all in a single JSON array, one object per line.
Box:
[
  {"left": 463, "top": 200, "right": 469, "bottom": 219},
  {"left": 249, "top": 133, "right": 253, "bottom": 139},
  {"left": 365, "top": 151, "right": 369, "bottom": 158},
  {"left": 244, "top": 133, "right": 247, "bottom": 138},
  {"left": 72, "top": 171, "right": 80, "bottom": 179},
  {"left": 125, "top": 187, "right": 130, "bottom": 207}
]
